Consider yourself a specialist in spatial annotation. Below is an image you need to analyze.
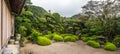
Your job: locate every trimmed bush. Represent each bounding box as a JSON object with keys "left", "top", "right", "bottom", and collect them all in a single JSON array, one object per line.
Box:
[
  {"left": 52, "top": 33, "right": 59, "bottom": 37},
  {"left": 53, "top": 35, "right": 63, "bottom": 42},
  {"left": 113, "top": 36, "right": 120, "bottom": 47},
  {"left": 29, "top": 30, "right": 42, "bottom": 42},
  {"left": 72, "top": 36, "right": 79, "bottom": 40},
  {"left": 81, "top": 35, "right": 97, "bottom": 42},
  {"left": 88, "top": 35, "right": 97, "bottom": 40},
  {"left": 37, "top": 37, "right": 52, "bottom": 46},
  {"left": 45, "top": 34, "right": 53, "bottom": 40},
  {"left": 64, "top": 36, "right": 76, "bottom": 42},
  {"left": 104, "top": 42, "right": 117, "bottom": 51},
  {"left": 87, "top": 40, "right": 100, "bottom": 48},
  {"left": 81, "top": 37, "right": 89, "bottom": 42},
  {"left": 60, "top": 34, "right": 73, "bottom": 38},
  {"left": 81, "top": 34, "right": 89, "bottom": 37}
]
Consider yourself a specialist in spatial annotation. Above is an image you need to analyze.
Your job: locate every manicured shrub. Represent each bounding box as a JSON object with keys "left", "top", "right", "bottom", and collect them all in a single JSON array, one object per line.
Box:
[
  {"left": 104, "top": 42, "right": 117, "bottom": 51},
  {"left": 60, "top": 34, "right": 73, "bottom": 38},
  {"left": 81, "top": 34, "right": 89, "bottom": 37},
  {"left": 81, "top": 37, "right": 89, "bottom": 42},
  {"left": 113, "top": 35, "right": 120, "bottom": 47},
  {"left": 88, "top": 35, "right": 97, "bottom": 40},
  {"left": 52, "top": 33, "right": 59, "bottom": 37},
  {"left": 72, "top": 36, "right": 79, "bottom": 40},
  {"left": 53, "top": 35, "right": 63, "bottom": 42},
  {"left": 64, "top": 36, "right": 76, "bottom": 42},
  {"left": 82, "top": 29, "right": 88, "bottom": 33},
  {"left": 44, "top": 34, "right": 53, "bottom": 40},
  {"left": 81, "top": 35, "right": 97, "bottom": 42},
  {"left": 87, "top": 40, "right": 100, "bottom": 48},
  {"left": 37, "top": 37, "right": 52, "bottom": 46},
  {"left": 47, "top": 31, "right": 52, "bottom": 34},
  {"left": 29, "top": 30, "right": 42, "bottom": 42}
]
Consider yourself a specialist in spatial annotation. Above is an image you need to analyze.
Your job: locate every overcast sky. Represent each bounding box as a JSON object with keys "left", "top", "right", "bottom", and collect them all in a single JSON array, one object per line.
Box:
[{"left": 31, "top": 0, "right": 91, "bottom": 17}]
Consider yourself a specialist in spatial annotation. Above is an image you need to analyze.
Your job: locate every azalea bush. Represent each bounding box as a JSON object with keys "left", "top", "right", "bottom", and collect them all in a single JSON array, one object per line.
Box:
[
  {"left": 87, "top": 40, "right": 100, "bottom": 48},
  {"left": 37, "top": 37, "right": 52, "bottom": 46},
  {"left": 104, "top": 42, "right": 117, "bottom": 51}
]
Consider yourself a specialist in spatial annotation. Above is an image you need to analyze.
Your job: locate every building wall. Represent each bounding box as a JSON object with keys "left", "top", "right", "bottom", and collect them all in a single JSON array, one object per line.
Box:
[
  {"left": 0, "top": 0, "right": 2, "bottom": 51},
  {"left": 0, "top": 0, "right": 14, "bottom": 49}
]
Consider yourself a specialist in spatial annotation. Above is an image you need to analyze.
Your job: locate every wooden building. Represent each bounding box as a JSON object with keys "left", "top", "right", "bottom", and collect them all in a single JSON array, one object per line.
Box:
[{"left": 0, "top": 0, "right": 25, "bottom": 53}]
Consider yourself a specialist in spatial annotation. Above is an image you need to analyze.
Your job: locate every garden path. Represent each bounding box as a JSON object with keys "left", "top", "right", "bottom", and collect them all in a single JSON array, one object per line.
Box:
[{"left": 20, "top": 41, "right": 120, "bottom": 54}]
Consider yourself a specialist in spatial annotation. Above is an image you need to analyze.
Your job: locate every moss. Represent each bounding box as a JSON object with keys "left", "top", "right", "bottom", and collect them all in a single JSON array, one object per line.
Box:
[
  {"left": 53, "top": 36, "right": 63, "bottom": 42},
  {"left": 104, "top": 42, "right": 117, "bottom": 51},
  {"left": 37, "top": 37, "right": 52, "bottom": 46},
  {"left": 87, "top": 40, "right": 100, "bottom": 48}
]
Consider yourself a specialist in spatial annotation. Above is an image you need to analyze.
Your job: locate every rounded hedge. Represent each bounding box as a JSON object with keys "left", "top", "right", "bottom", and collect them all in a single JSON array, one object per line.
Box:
[
  {"left": 53, "top": 36, "right": 63, "bottom": 42},
  {"left": 104, "top": 42, "right": 117, "bottom": 51},
  {"left": 60, "top": 34, "right": 73, "bottom": 38},
  {"left": 64, "top": 36, "right": 76, "bottom": 42},
  {"left": 72, "top": 36, "right": 79, "bottom": 40},
  {"left": 81, "top": 37, "right": 89, "bottom": 42},
  {"left": 88, "top": 35, "right": 97, "bottom": 41},
  {"left": 37, "top": 37, "right": 52, "bottom": 46},
  {"left": 81, "top": 34, "right": 89, "bottom": 37},
  {"left": 45, "top": 34, "right": 52, "bottom": 40},
  {"left": 87, "top": 40, "right": 100, "bottom": 48}
]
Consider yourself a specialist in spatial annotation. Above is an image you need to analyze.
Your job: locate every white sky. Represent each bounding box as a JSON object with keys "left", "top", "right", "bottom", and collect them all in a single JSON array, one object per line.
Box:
[{"left": 31, "top": 0, "right": 91, "bottom": 17}]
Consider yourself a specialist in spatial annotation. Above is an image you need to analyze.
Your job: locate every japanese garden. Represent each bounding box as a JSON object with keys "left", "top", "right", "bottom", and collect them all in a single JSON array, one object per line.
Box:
[{"left": 14, "top": 0, "right": 120, "bottom": 54}]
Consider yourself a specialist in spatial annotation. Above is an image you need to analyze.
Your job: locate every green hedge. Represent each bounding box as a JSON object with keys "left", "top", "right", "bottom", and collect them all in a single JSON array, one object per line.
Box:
[
  {"left": 64, "top": 36, "right": 76, "bottom": 42},
  {"left": 87, "top": 40, "right": 100, "bottom": 48},
  {"left": 81, "top": 34, "right": 89, "bottom": 37},
  {"left": 37, "top": 37, "right": 52, "bottom": 46},
  {"left": 81, "top": 35, "right": 97, "bottom": 42},
  {"left": 81, "top": 37, "right": 89, "bottom": 42},
  {"left": 104, "top": 42, "right": 117, "bottom": 51},
  {"left": 72, "top": 36, "right": 79, "bottom": 40},
  {"left": 45, "top": 34, "right": 53, "bottom": 40},
  {"left": 53, "top": 35, "right": 63, "bottom": 42}
]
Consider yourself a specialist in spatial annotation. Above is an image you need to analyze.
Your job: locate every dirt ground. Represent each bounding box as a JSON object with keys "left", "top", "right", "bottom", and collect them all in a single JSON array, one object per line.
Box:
[{"left": 20, "top": 41, "right": 120, "bottom": 54}]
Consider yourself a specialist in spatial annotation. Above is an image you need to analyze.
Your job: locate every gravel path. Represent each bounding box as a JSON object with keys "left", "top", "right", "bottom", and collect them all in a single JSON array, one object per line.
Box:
[{"left": 20, "top": 41, "right": 120, "bottom": 54}]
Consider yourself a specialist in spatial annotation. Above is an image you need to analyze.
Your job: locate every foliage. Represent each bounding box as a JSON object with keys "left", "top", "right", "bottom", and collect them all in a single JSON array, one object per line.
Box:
[
  {"left": 88, "top": 35, "right": 98, "bottom": 41},
  {"left": 87, "top": 40, "right": 100, "bottom": 48},
  {"left": 44, "top": 34, "right": 53, "bottom": 40},
  {"left": 18, "top": 26, "right": 27, "bottom": 37},
  {"left": 29, "top": 29, "right": 42, "bottom": 42},
  {"left": 104, "top": 42, "right": 117, "bottom": 51},
  {"left": 81, "top": 35, "right": 97, "bottom": 42},
  {"left": 64, "top": 36, "right": 76, "bottom": 42},
  {"left": 72, "top": 35, "right": 79, "bottom": 40},
  {"left": 53, "top": 35, "right": 63, "bottom": 42},
  {"left": 60, "top": 34, "right": 74, "bottom": 38},
  {"left": 15, "top": 0, "right": 120, "bottom": 49},
  {"left": 81, "top": 34, "right": 89, "bottom": 37},
  {"left": 113, "top": 35, "right": 120, "bottom": 47},
  {"left": 81, "top": 37, "right": 89, "bottom": 42},
  {"left": 37, "top": 37, "right": 52, "bottom": 46}
]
